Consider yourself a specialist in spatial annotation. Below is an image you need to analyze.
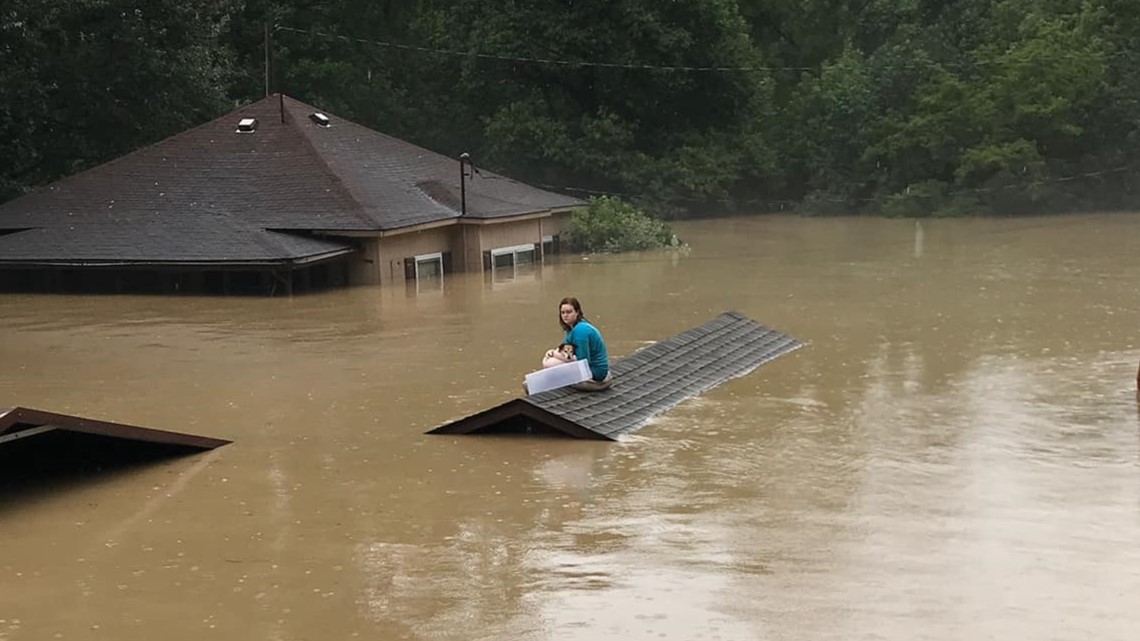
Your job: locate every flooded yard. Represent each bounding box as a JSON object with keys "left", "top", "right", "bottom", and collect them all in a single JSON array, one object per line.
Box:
[{"left": 1, "top": 214, "right": 1138, "bottom": 640}]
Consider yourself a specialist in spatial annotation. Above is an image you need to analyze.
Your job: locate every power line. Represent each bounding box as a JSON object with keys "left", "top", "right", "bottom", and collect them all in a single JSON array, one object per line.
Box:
[
  {"left": 275, "top": 24, "right": 1134, "bottom": 74},
  {"left": 275, "top": 25, "right": 818, "bottom": 73},
  {"left": 536, "top": 165, "right": 1135, "bottom": 206},
  {"left": 272, "top": 24, "right": 1139, "bottom": 206}
]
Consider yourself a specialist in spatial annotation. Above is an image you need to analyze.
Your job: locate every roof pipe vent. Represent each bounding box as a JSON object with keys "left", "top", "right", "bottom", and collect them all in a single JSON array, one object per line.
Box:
[
  {"left": 310, "top": 113, "right": 331, "bottom": 128},
  {"left": 236, "top": 118, "right": 258, "bottom": 133}
]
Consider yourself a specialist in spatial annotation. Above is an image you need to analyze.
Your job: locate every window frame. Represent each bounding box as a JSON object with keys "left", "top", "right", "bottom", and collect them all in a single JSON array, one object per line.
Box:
[
  {"left": 489, "top": 243, "right": 537, "bottom": 269},
  {"left": 413, "top": 251, "right": 444, "bottom": 280}
]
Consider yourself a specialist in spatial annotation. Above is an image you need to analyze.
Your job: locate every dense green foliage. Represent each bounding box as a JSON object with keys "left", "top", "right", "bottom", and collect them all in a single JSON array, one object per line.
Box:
[
  {"left": 567, "top": 196, "right": 675, "bottom": 252},
  {"left": 4, "top": 0, "right": 1140, "bottom": 216},
  {"left": 0, "top": 0, "right": 239, "bottom": 202}
]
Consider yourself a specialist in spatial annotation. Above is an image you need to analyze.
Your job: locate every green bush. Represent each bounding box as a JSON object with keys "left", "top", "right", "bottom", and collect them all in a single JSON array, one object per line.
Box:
[{"left": 566, "top": 196, "right": 676, "bottom": 253}]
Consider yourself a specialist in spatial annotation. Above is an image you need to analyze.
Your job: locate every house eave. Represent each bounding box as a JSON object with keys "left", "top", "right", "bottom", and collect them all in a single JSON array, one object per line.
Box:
[
  {"left": 0, "top": 247, "right": 357, "bottom": 270},
  {"left": 458, "top": 210, "right": 553, "bottom": 225},
  {"left": 310, "top": 207, "right": 575, "bottom": 238}
]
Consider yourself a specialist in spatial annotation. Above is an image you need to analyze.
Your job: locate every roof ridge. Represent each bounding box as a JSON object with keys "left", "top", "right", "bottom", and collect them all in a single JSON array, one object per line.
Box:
[
  {"left": 282, "top": 97, "right": 459, "bottom": 227},
  {"left": 432, "top": 312, "right": 806, "bottom": 439},
  {"left": 1, "top": 93, "right": 583, "bottom": 246},
  {"left": 0, "top": 95, "right": 286, "bottom": 211},
  {"left": 277, "top": 96, "right": 380, "bottom": 230}
]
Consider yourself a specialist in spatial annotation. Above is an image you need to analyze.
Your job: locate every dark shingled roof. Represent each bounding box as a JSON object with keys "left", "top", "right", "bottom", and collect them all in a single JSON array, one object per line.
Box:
[
  {"left": 427, "top": 312, "right": 805, "bottom": 440},
  {"left": 1, "top": 406, "right": 230, "bottom": 486},
  {"left": 0, "top": 224, "right": 353, "bottom": 266},
  {"left": 0, "top": 406, "right": 230, "bottom": 450},
  {"left": 0, "top": 94, "right": 583, "bottom": 266}
]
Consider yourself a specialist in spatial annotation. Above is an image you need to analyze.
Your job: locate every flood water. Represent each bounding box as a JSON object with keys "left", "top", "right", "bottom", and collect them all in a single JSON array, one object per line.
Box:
[{"left": 1, "top": 214, "right": 1138, "bottom": 640}]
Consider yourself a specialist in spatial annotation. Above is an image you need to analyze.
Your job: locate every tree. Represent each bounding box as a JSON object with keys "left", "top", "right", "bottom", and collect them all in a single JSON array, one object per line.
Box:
[
  {"left": 0, "top": 0, "right": 238, "bottom": 201},
  {"left": 407, "top": 0, "right": 775, "bottom": 211}
]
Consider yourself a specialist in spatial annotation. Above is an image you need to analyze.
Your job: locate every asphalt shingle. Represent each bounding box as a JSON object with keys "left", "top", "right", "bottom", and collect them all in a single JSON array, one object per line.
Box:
[
  {"left": 0, "top": 95, "right": 583, "bottom": 266},
  {"left": 428, "top": 312, "right": 805, "bottom": 439}
]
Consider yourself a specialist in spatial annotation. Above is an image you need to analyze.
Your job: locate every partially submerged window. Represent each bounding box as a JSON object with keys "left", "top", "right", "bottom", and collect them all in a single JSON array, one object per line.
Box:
[
  {"left": 483, "top": 243, "right": 539, "bottom": 285},
  {"left": 415, "top": 252, "right": 443, "bottom": 279},
  {"left": 236, "top": 118, "right": 258, "bottom": 133},
  {"left": 403, "top": 251, "right": 452, "bottom": 292},
  {"left": 541, "top": 234, "right": 560, "bottom": 259},
  {"left": 489, "top": 243, "right": 537, "bottom": 270}
]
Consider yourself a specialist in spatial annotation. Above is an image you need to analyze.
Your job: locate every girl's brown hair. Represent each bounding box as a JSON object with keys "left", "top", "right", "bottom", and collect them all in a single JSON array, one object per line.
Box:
[{"left": 559, "top": 297, "right": 586, "bottom": 333}]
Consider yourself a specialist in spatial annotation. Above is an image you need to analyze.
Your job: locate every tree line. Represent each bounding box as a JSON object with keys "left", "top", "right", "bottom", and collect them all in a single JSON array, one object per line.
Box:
[{"left": 3, "top": 0, "right": 1139, "bottom": 217}]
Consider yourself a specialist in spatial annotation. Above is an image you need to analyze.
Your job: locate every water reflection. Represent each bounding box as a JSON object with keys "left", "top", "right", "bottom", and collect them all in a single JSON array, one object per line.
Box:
[{"left": 488, "top": 261, "right": 541, "bottom": 290}]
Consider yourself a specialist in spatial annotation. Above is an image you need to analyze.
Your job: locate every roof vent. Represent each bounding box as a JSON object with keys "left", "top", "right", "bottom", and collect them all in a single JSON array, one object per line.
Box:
[
  {"left": 310, "top": 112, "right": 331, "bottom": 127},
  {"left": 236, "top": 118, "right": 258, "bottom": 133}
]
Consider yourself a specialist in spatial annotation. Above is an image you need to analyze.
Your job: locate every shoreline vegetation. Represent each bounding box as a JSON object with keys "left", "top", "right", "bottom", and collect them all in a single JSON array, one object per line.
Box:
[
  {"left": 567, "top": 197, "right": 679, "bottom": 253},
  {"left": 4, "top": 1, "right": 1139, "bottom": 218}
]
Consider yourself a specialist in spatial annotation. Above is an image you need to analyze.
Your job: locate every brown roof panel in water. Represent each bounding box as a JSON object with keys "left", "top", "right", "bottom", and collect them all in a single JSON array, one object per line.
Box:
[
  {"left": 427, "top": 312, "right": 805, "bottom": 440},
  {"left": 0, "top": 406, "right": 230, "bottom": 450}
]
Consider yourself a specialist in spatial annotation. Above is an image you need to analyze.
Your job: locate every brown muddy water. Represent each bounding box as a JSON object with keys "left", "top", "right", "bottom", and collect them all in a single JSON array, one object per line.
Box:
[{"left": 1, "top": 214, "right": 1138, "bottom": 641}]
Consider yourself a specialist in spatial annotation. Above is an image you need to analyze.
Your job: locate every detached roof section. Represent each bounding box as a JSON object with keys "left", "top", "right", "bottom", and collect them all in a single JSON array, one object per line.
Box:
[
  {"left": 0, "top": 406, "right": 230, "bottom": 486},
  {"left": 0, "top": 406, "right": 230, "bottom": 450},
  {"left": 428, "top": 312, "right": 805, "bottom": 440},
  {"left": 0, "top": 94, "right": 584, "bottom": 267}
]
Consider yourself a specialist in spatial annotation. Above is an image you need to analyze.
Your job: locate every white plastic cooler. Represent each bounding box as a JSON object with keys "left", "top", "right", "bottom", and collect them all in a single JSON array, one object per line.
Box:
[{"left": 525, "top": 360, "right": 592, "bottom": 394}]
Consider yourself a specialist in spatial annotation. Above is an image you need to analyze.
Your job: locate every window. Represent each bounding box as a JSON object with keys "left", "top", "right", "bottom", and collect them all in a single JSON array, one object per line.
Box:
[
  {"left": 483, "top": 243, "right": 540, "bottom": 286},
  {"left": 493, "top": 252, "right": 514, "bottom": 269},
  {"left": 541, "top": 234, "right": 560, "bottom": 259},
  {"left": 415, "top": 252, "right": 443, "bottom": 278},
  {"left": 487, "top": 243, "right": 537, "bottom": 271},
  {"left": 403, "top": 252, "right": 451, "bottom": 291}
]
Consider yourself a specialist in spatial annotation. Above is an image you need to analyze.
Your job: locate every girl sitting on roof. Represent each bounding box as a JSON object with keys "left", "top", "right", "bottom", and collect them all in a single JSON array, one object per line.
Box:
[{"left": 558, "top": 297, "right": 612, "bottom": 391}]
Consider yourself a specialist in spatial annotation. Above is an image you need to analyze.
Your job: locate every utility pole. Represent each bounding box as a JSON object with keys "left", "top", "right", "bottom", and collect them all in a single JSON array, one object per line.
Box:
[{"left": 264, "top": 22, "right": 271, "bottom": 97}]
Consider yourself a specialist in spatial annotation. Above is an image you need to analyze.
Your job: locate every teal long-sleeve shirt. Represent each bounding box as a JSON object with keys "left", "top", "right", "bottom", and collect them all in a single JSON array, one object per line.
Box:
[{"left": 565, "top": 320, "right": 609, "bottom": 381}]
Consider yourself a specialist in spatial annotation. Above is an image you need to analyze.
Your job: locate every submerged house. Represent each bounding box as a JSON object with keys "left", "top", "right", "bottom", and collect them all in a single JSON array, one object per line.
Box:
[{"left": 0, "top": 94, "right": 583, "bottom": 294}]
